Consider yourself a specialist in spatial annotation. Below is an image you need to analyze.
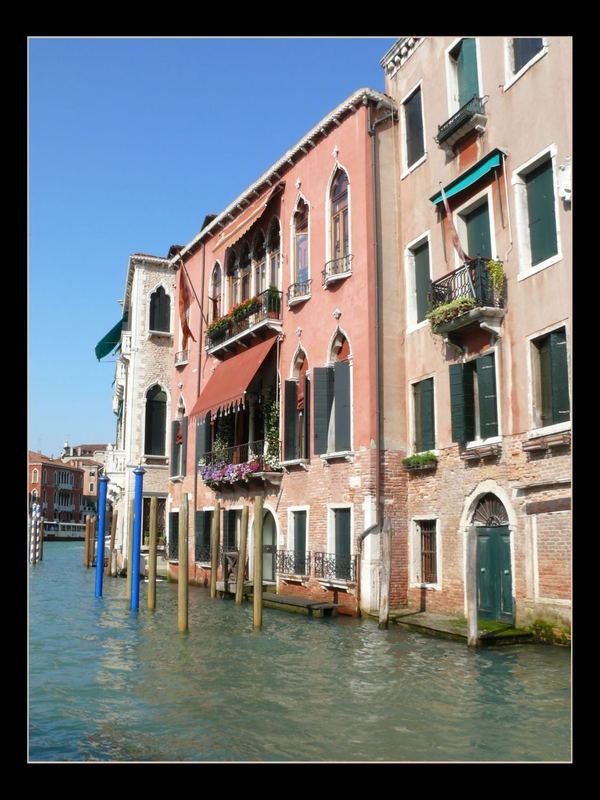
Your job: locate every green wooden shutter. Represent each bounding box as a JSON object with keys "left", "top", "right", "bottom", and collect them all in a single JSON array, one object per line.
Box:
[
  {"left": 538, "top": 335, "right": 553, "bottom": 426},
  {"left": 550, "top": 329, "right": 570, "bottom": 424},
  {"left": 224, "top": 510, "right": 237, "bottom": 550},
  {"left": 195, "top": 510, "right": 212, "bottom": 561},
  {"left": 180, "top": 416, "right": 188, "bottom": 477},
  {"left": 456, "top": 37, "right": 480, "bottom": 106},
  {"left": 465, "top": 202, "right": 492, "bottom": 260},
  {"left": 169, "top": 420, "right": 179, "bottom": 477},
  {"left": 334, "top": 361, "right": 351, "bottom": 452},
  {"left": 294, "top": 511, "right": 306, "bottom": 556},
  {"left": 168, "top": 511, "right": 179, "bottom": 560},
  {"left": 413, "top": 381, "right": 423, "bottom": 452},
  {"left": 284, "top": 380, "right": 298, "bottom": 461},
  {"left": 477, "top": 354, "right": 498, "bottom": 438},
  {"left": 196, "top": 413, "right": 212, "bottom": 463},
  {"left": 313, "top": 367, "right": 334, "bottom": 455},
  {"left": 405, "top": 87, "right": 424, "bottom": 168},
  {"left": 421, "top": 378, "right": 435, "bottom": 451},
  {"left": 414, "top": 241, "right": 430, "bottom": 323},
  {"left": 450, "top": 364, "right": 466, "bottom": 443},
  {"left": 334, "top": 508, "right": 351, "bottom": 579},
  {"left": 526, "top": 159, "right": 558, "bottom": 266},
  {"left": 303, "top": 374, "right": 311, "bottom": 459}
]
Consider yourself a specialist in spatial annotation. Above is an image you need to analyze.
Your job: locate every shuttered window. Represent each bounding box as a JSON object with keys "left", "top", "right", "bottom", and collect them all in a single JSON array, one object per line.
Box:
[
  {"left": 195, "top": 510, "right": 213, "bottom": 562},
  {"left": 534, "top": 328, "right": 570, "bottom": 427},
  {"left": 525, "top": 158, "right": 558, "bottom": 266},
  {"left": 293, "top": 510, "right": 307, "bottom": 575},
  {"left": 334, "top": 361, "right": 351, "bottom": 452},
  {"left": 334, "top": 508, "right": 351, "bottom": 580},
  {"left": 168, "top": 511, "right": 179, "bottom": 560},
  {"left": 196, "top": 413, "right": 212, "bottom": 465},
  {"left": 145, "top": 386, "right": 166, "bottom": 456},
  {"left": 313, "top": 367, "right": 335, "bottom": 455},
  {"left": 413, "top": 378, "right": 435, "bottom": 453},
  {"left": 464, "top": 201, "right": 492, "bottom": 260},
  {"left": 283, "top": 380, "right": 298, "bottom": 461},
  {"left": 223, "top": 510, "right": 238, "bottom": 550},
  {"left": 149, "top": 286, "right": 170, "bottom": 332},
  {"left": 404, "top": 87, "right": 425, "bottom": 168},
  {"left": 412, "top": 241, "right": 430, "bottom": 323},
  {"left": 453, "top": 37, "right": 479, "bottom": 107},
  {"left": 313, "top": 363, "right": 351, "bottom": 454},
  {"left": 169, "top": 417, "right": 188, "bottom": 477},
  {"left": 513, "top": 38, "right": 544, "bottom": 73},
  {"left": 449, "top": 353, "right": 497, "bottom": 443}
]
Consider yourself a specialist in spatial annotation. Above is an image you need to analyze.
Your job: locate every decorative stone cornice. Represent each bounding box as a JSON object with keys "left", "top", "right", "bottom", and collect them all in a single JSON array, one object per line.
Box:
[{"left": 380, "top": 37, "right": 424, "bottom": 78}]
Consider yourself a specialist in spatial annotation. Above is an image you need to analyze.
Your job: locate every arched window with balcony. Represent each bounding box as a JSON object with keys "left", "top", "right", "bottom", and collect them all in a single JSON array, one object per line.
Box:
[
  {"left": 252, "top": 229, "right": 266, "bottom": 296},
  {"left": 144, "top": 384, "right": 167, "bottom": 456},
  {"left": 149, "top": 285, "right": 171, "bottom": 333},
  {"left": 209, "top": 263, "right": 222, "bottom": 323},
  {"left": 227, "top": 250, "right": 240, "bottom": 311},
  {"left": 267, "top": 218, "right": 281, "bottom": 290},
  {"left": 325, "top": 169, "right": 352, "bottom": 283},
  {"left": 240, "top": 243, "right": 251, "bottom": 302},
  {"left": 293, "top": 199, "right": 309, "bottom": 287}
]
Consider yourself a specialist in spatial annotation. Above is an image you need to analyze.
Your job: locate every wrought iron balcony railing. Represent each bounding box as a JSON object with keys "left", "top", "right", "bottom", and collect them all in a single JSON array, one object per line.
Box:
[
  {"left": 322, "top": 253, "right": 353, "bottom": 285},
  {"left": 435, "top": 95, "right": 487, "bottom": 146},
  {"left": 287, "top": 278, "right": 312, "bottom": 302},
  {"left": 313, "top": 551, "right": 357, "bottom": 582},
  {"left": 276, "top": 550, "right": 310, "bottom": 577},
  {"left": 429, "top": 257, "right": 504, "bottom": 312},
  {"left": 205, "top": 288, "right": 283, "bottom": 349},
  {"left": 198, "top": 439, "right": 282, "bottom": 486}
]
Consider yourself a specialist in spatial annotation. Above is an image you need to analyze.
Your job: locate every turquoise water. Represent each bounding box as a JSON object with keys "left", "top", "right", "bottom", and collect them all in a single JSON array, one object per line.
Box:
[{"left": 29, "top": 542, "right": 571, "bottom": 762}]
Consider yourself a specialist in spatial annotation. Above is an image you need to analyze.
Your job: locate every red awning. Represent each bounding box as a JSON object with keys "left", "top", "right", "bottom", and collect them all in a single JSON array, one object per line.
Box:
[
  {"left": 190, "top": 336, "right": 277, "bottom": 419},
  {"left": 212, "top": 182, "right": 284, "bottom": 252}
]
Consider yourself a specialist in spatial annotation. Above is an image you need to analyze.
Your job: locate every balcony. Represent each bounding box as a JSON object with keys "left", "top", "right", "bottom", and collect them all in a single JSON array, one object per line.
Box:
[
  {"left": 313, "top": 552, "right": 357, "bottom": 583},
  {"left": 205, "top": 288, "right": 283, "bottom": 358},
  {"left": 435, "top": 95, "right": 488, "bottom": 152},
  {"left": 276, "top": 550, "right": 310, "bottom": 578},
  {"left": 174, "top": 349, "right": 189, "bottom": 367},
  {"left": 322, "top": 254, "right": 353, "bottom": 287},
  {"left": 198, "top": 438, "right": 282, "bottom": 490},
  {"left": 287, "top": 279, "right": 312, "bottom": 307},
  {"left": 428, "top": 257, "right": 505, "bottom": 337}
]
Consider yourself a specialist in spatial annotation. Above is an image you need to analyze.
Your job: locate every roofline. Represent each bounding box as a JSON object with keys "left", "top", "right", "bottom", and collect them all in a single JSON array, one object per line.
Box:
[{"left": 171, "top": 87, "right": 397, "bottom": 264}]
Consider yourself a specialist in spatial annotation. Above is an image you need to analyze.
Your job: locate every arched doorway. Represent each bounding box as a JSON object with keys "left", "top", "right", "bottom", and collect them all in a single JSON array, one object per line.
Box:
[{"left": 472, "top": 494, "right": 513, "bottom": 623}]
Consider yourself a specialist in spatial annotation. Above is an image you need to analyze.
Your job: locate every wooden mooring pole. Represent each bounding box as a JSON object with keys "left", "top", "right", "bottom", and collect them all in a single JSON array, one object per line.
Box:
[
  {"left": 235, "top": 505, "right": 249, "bottom": 605},
  {"left": 210, "top": 501, "right": 220, "bottom": 599},
  {"left": 83, "top": 515, "right": 91, "bottom": 568},
  {"left": 126, "top": 499, "right": 134, "bottom": 601},
  {"left": 91, "top": 516, "right": 97, "bottom": 567},
  {"left": 39, "top": 518, "right": 44, "bottom": 562},
  {"left": 178, "top": 494, "right": 189, "bottom": 632},
  {"left": 107, "top": 509, "right": 118, "bottom": 577},
  {"left": 466, "top": 526, "right": 479, "bottom": 648},
  {"left": 253, "top": 496, "right": 264, "bottom": 630},
  {"left": 147, "top": 498, "right": 158, "bottom": 611},
  {"left": 378, "top": 517, "right": 391, "bottom": 630},
  {"left": 30, "top": 509, "right": 39, "bottom": 565}
]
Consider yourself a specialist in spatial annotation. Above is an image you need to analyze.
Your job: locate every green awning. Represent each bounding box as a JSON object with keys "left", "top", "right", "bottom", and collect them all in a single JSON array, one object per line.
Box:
[
  {"left": 430, "top": 149, "right": 503, "bottom": 206},
  {"left": 95, "top": 319, "right": 123, "bottom": 361}
]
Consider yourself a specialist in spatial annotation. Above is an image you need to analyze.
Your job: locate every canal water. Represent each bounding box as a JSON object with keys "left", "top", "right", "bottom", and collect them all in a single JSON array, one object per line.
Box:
[{"left": 29, "top": 542, "right": 571, "bottom": 762}]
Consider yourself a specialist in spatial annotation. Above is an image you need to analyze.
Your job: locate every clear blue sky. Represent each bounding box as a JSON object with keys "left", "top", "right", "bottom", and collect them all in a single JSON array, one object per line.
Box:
[{"left": 28, "top": 36, "right": 397, "bottom": 457}]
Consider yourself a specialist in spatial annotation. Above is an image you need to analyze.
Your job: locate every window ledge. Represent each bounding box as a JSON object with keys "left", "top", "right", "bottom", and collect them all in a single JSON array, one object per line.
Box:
[
  {"left": 280, "top": 458, "right": 310, "bottom": 470},
  {"left": 287, "top": 294, "right": 311, "bottom": 308},
  {"left": 410, "top": 582, "right": 441, "bottom": 591},
  {"left": 323, "top": 271, "right": 352, "bottom": 288},
  {"left": 169, "top": 475, "right": 184, "bottom": 483},
  {"left": 517, "top": 253, "right": 562, "bottom": 282},
  {"left": 400, "top": 152, "right": 428, "bottom": 180},
  {"left": 406, "top": 319, "right": 429, "bottom": 335},
  {"left": 320, "top": 451, "right": 354, "bottom": 463},
  {"left": 503, "top": 47, "right": 548, "bottom": 93},
  {"left": 527, "top": 421, "right": 571, "bottom": 440},
  {"left": 317, "top": 578, "right": 355, "bottom": 592},
  {"left": 146, "top": 330, "right": 173, "bottom": 339}
]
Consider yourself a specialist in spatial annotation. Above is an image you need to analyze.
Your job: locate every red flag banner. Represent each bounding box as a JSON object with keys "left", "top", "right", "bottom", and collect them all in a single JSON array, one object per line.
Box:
[
  {"left": 178, "top": 266, "right": 197, "bottom": 350},
  {"left": 440, "top": 183, "right": 470, "bottom": 264}
]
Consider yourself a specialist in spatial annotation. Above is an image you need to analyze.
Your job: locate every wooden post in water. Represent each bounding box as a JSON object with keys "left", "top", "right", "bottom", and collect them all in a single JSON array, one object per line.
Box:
[
  {"left": 126, "top": 499, "right": 134, "bottom": 601},
  {"left": 466, "top": 526, "right": 479, "bottom": 648},
  {"left": 178, "top": 494, "right": 189, "bottom": 632},
  {"left": 31, "top": 510, "right": 38, "bottom": 565},
  {"left": 378, "top": 517, "right": 392, "bottom": 630},
  {"left": 83, "top": 515, "right": 91, "bottom": 567},
  {"left": 39, "top": 518, "right": 44, "bottom": 562},
  {"left": 210, "top": 501, "right": 220, "bottom": 599},
  {"left": 147, "top": 498, "right": 158, "bottom": 611},
  {"left": 107, "top": 509, "right": 118, "bottom": 576},
  {"left": 253, "top": 495, "right": 264, "bottom": 630},
  {"left": 91, "top": 516, "right": 97, "bottom": 567},
  {"left": 235, "top": 505, "right": 249, "bottom": 605}
]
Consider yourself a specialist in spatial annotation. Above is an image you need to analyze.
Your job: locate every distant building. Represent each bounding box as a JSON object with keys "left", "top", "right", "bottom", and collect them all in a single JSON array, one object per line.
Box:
[{"left": 28, "top": 451, "right": 84, "bottom": 523}]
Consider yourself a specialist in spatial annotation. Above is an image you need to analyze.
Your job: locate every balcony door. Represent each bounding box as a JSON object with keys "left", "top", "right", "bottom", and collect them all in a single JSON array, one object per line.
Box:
[{"left": 463, "top": 201, "right": 492, "bottom": 260}]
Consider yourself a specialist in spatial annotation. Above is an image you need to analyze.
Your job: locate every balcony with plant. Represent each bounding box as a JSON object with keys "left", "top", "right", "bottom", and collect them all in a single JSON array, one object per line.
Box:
[{"left": 205, "top": 287, "right": 282, "bottom": 356}]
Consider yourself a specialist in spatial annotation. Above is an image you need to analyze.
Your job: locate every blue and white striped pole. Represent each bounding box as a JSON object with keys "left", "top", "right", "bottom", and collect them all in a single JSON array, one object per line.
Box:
[
  {"left": 95, "top": 475, "right": 110, "bottom": 598},
  {"left": 130, "top": 467, "right": 145, "bottom": 612}
]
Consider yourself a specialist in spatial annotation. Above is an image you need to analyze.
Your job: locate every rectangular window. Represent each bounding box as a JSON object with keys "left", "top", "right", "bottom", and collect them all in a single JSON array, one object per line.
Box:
[
  {"left": 513, "top": 38, "right": 544, "bottom": 74},
  {"left": 413, "top": 378, "right": 435, "bottom": 453},
  {"left": 449, "top": 353, "right": 498, "bottom": 443},
  {"left": 532, "top": 327, "right": 570, "bottom": 428},
  {"left": 463, "top": 201, "right": 492, "bottom": 260},
  {"left": 168, "top": 511, "right": 179, "bottom": 560},
  {"left": 195, "top": 509, "right": 213, "bottom": 563},
  {"left": 334, "top": 508, "right": 352, "bottom": 580},
  {"left": 313, "top": 362, "right": 351, "bottom": 455},
  {"left": 170, "top": 417, "right": 188, "bottom": 478},
  {"left": 283, "top": 375, "right": 310, "bottom": 461},
  {"left": 451, "top": 37, "right": 480, "bottom": 108},
  {"left": 418, "top": 519, "right": 438, "bottom": 584},
  {"left": 292, "top": 510, "right": 308, "bottom": 575},
  {"left": 525, "top": 159, "right": 558, "bottom": 267},
  {"left": 223, "top": 509, "right": 239, "bottom": 551},
  {"left": 410, "top": 239, "right": 430, "bottom": 324},
  {"left": 404, "top": 86, "right": 425, "bottom": 169}
]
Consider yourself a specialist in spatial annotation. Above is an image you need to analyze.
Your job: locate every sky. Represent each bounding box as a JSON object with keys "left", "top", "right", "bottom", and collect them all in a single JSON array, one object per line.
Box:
[{"left": 28, "top": 36, "right": 398, "bottom": 458}]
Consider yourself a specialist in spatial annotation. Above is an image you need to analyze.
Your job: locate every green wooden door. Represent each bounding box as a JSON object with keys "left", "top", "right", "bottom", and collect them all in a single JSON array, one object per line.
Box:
[
  {"left": 477, "top": 526, "right": 513, "bottom": 622},
  {"left": 334, "top": 508, "right": 351, "bottom": 579},
  {"left": 465, "top": 202, "right": 492, "bottom": 260},
  {"left": 456, "top": 38, "right": 480, "bottom": 107}
]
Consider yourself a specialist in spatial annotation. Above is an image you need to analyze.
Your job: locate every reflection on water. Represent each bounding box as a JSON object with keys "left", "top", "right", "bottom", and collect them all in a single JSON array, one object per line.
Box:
[{"left": 29, "top": 543, "right": 571, "bottom": 762}]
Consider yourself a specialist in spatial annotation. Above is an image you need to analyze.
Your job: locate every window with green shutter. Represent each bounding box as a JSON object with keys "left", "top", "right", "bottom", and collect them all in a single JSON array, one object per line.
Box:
[
  {"left": 334, "top": 508, "right": 351, "bottom": 580},
  {"left": 283, "top": 380, "right": 298, "bottom": 461},
  {"left": 195, "top": 509, "right": 213, "bottom": 562},
  {"left": 452, "top": 38, "right": 480, "bottom": 108},
  {"left": 525, "top": 158, "right": 558, "bottom": 266},
  {"left": 223, "top": 510, "right": 238, "bottom": 550},
  {"left": 413, "top": 378, "right": 435, "bottom": 452},
  {"left": 196, "top": 413, "right": 212, "bottom": 465},
  {"left": 313, "top": 367, "right": 335, "bottom": 455},
  {"left": 533, "top": 327, "right": 570, "bottom": 427},
  {"left": 412, "top": 240, "right": 430, "bottom": 324},
  {"left": 404, "top": 86, "right": 425, "bottom": 168},
  {"left": 449, "top": 353, "right": 497, "bottom": 443}
]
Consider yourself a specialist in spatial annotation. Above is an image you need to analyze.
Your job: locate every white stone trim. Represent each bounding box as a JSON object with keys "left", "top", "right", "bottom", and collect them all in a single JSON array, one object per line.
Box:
[
  {"left": 503, "top": 37, "right": 549, "bottom": 93},
  {"left": 399, "top": 78, "right": 428, "bottom": 178},
  {"left": 404, "top": 229, "right": 431, "bottom": 331}
]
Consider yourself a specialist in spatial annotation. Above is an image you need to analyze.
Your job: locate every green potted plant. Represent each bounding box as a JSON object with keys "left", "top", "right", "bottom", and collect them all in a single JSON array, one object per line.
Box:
[
  {"left": 426, "top": 296, "right": 477, "bottom": 329},
  {"left": 403, "top": 451, "right": 438, "bottom": 471}
]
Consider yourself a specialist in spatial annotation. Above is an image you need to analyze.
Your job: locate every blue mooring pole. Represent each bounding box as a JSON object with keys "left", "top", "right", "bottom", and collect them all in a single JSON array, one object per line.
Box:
[
  {"left": 130, "top": 467, "right": 145, "bottom": 612},
  {"left": 95, "top": 475, "right": 110, "bottom": 598}
]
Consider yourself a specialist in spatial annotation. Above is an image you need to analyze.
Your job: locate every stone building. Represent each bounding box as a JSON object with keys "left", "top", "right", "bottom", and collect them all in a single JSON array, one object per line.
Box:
[
  {"left": 380, "top": 36, "right": 572, "bottom": 626},
  {"left": 28, "top": 451, "right": 84, "bottom": 523},
  {"left": 60, "top": 443, "right": 108, "bottom": 515}
]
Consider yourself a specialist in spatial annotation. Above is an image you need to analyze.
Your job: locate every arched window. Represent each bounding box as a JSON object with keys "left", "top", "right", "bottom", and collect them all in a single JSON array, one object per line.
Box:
[
  {"left": 149, "top": 286, "right": 170, "bottom": 332},
  {"left": 267, "top": 219, "right": 281, "bottom": 289},
  {"left": 209, "top": 264, "right": 222, "bottom": 323},
  {"left": 330, "top": 170, "right": 349, "bottom": 265},
  {"left": 313, "top": 332, "right": 352, "bottom": 455},
  {"left": 144, "top": 385, "right": 167, "bottom": 456},
  {"left": 293, "top": 200, "right": 309, "bottom": 284},
  {"left": 253, "top": 230, "right": 266, "bottom": 295},
  {"left": 32, "top": 468, "right": 39, "bottom": 483},
  {"left": 227, "top": 250, "right": 240, "bottom": 310},
  {"left": 283, "top": 349, "right": 310, "bottom": 461},
  {"left": 240, "top": 243, "right": 251, "bottom": 302}
]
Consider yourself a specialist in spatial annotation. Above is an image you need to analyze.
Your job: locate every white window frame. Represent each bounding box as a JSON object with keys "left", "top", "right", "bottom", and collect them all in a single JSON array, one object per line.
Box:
[
  {"left": 453, "top": 185, "right": 498, "bottom": 270},
  {"left": 287, "top": 506, "right": 310, "bottom": 556},
  {"left": 444, "top": 37, "right": 484, "bottom": 118},
  {"left": 400, "top": 79, "right": 427, "bottom": 178},
  {"left": 208, "top": 262, "right": 223, "bottom": 323},
  {"left": 409, "top": 516, "right": 442, "bottom": 590},
  {"left": 463, "top": 346, "right": 502, "bottom": 448},
  {"left": 32, "top": 468, "right": 39, "bottom": 483},
  {"left": 408, "top": 373, "right": 439, "bottom": 456},
  {"left": 289, "top": 194, "right": 311, "bottom": 288},
  {"left": 526, "top": 320, "right": 571, "bottom": 439},
  {"left": 512, "top": 144, "right": 563, "bottom": 282},
  {"left": 503, "top": 37, "right": 548, "bottom": 92},
  {"left": 405, "top": 230, "right": 432, "bottom": 333},
  {"left": 326, "top": 503, "right": 354, "bottom": 557},
  {"left": 325, "top": 163, "right": 352, "bottom": 267}
]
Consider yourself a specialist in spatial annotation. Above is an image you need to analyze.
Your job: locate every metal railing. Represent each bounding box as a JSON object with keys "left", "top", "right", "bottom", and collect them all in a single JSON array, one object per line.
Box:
[
  {"left": 174, "top": 349, "right": 189, "bottom": 366},
  {"left": 436, "top": 95, "right": 487, "bottom": 145},
  {"left": 287, "top": 278, "right": 312, "bottom": 302},
  {"left": 276, "top": 550, "right": 310, "bottom": 577},
  {"left": 205, "top": 288, "right": 283, "bottom": 348},
  {"left": 429, "top": 257, "right": 504, "bottom": 311},
  {"left": 313, "top": 552, "right": 357, "bottom": 582},
  {"left": 322, "top": 253, "right": 353, "bottom": 284}
]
